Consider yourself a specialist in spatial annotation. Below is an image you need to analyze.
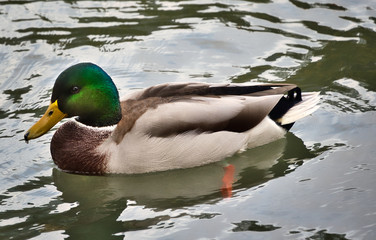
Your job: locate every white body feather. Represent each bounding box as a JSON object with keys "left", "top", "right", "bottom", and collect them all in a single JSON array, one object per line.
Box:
[{"left": 100, "top": 116, "right": 285, "bottom": 174}]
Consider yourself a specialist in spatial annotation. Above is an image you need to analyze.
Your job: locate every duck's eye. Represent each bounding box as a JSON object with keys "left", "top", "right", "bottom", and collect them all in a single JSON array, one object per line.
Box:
[{"left": 71, "top": 86, "right": 80, "bottom": 94}]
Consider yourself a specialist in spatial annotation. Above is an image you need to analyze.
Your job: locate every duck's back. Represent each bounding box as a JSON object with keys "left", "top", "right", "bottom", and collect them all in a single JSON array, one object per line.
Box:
[{"left": 100, "top": 83, "right": 319, "bottom": 174}]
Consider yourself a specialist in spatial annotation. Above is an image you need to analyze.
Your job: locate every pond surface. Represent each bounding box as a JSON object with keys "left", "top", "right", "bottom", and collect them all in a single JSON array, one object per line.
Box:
[{"left": 1, "top": 0, "right": 376, "bottom": 239}]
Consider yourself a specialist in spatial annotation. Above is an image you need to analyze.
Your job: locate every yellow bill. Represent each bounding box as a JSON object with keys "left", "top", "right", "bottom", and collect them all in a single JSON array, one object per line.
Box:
[{"left": 24, "top": 100, "right": 67, "bottom": 142}]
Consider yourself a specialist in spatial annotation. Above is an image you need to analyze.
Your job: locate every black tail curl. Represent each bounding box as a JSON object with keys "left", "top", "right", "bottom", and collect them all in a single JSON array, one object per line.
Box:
[{"left": 269, "top": 87, "right": 302, "bottom": 130}]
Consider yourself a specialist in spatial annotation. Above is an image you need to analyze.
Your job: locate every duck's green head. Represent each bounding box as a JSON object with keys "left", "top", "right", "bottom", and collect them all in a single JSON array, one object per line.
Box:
[{"left": 24, "top": 62, "right": 122, "bottom": 142}]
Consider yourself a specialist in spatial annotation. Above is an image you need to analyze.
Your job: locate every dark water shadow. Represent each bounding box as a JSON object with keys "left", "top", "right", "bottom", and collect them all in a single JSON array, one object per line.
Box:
[
  {"left": 54, "top": 132, "right": 317, "bottom": 207},
  {"left": 0, "top": 132, "right": 324, "bottom": 239}
]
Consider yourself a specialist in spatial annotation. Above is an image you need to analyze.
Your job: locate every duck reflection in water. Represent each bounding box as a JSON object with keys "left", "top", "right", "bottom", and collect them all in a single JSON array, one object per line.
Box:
[{"left": 53, "top": 132, "right": 316, "bottom": 209}]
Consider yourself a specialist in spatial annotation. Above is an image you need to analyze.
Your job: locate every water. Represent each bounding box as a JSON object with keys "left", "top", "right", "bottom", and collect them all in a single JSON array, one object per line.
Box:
[{"left": 1, "top": 0, "right": 376, "bottom": 239}]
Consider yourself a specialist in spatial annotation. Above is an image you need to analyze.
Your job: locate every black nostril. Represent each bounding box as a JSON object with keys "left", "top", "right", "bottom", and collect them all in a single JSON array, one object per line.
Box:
[{"left": 24, "top": 132, "right": 29, "bottom": 143}]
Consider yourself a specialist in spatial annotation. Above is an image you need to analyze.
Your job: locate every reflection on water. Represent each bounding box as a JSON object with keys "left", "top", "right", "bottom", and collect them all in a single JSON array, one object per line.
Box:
[
  {"left": 55, "top": 133, "right": 313, "bottom": 206},
  {"left": 0, "top": 133, "right": 319, "bottom": 239},
  {"left": 1, "top": 0, "right": 376, "bottom": 239}
]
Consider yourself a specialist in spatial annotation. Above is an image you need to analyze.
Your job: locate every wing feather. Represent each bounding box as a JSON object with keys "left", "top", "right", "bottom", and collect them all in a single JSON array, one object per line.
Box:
[
  {"left": 123, "top": 82, "right": 297, "bottom": 100},
  {"left": 114, "top": 82, "right": 298, "bottom": 142},
  {"left": 132, "top": 94, "right": 283, "bottom": 137}
]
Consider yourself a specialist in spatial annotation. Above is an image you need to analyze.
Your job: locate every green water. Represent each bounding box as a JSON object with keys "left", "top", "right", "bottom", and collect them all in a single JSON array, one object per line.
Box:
[{"left": 1, "top": 0, "right": 376, "bottom": 239}]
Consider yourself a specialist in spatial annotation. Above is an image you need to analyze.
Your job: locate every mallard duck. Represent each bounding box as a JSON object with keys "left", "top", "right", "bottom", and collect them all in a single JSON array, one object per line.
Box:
[{"left": 24, "top": 62, "right": 319, "bottom": 175}]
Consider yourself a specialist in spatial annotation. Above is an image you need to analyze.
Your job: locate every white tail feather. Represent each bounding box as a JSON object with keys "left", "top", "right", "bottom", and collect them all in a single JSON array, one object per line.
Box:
[{"left": 278, "top": 92, "right": 320, "bottom": 125}]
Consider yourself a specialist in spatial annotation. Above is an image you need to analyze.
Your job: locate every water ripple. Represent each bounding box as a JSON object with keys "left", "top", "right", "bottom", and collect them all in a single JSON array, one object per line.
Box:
[{"left": 0, "top": 0, "right": 376, "bottom": 239}]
